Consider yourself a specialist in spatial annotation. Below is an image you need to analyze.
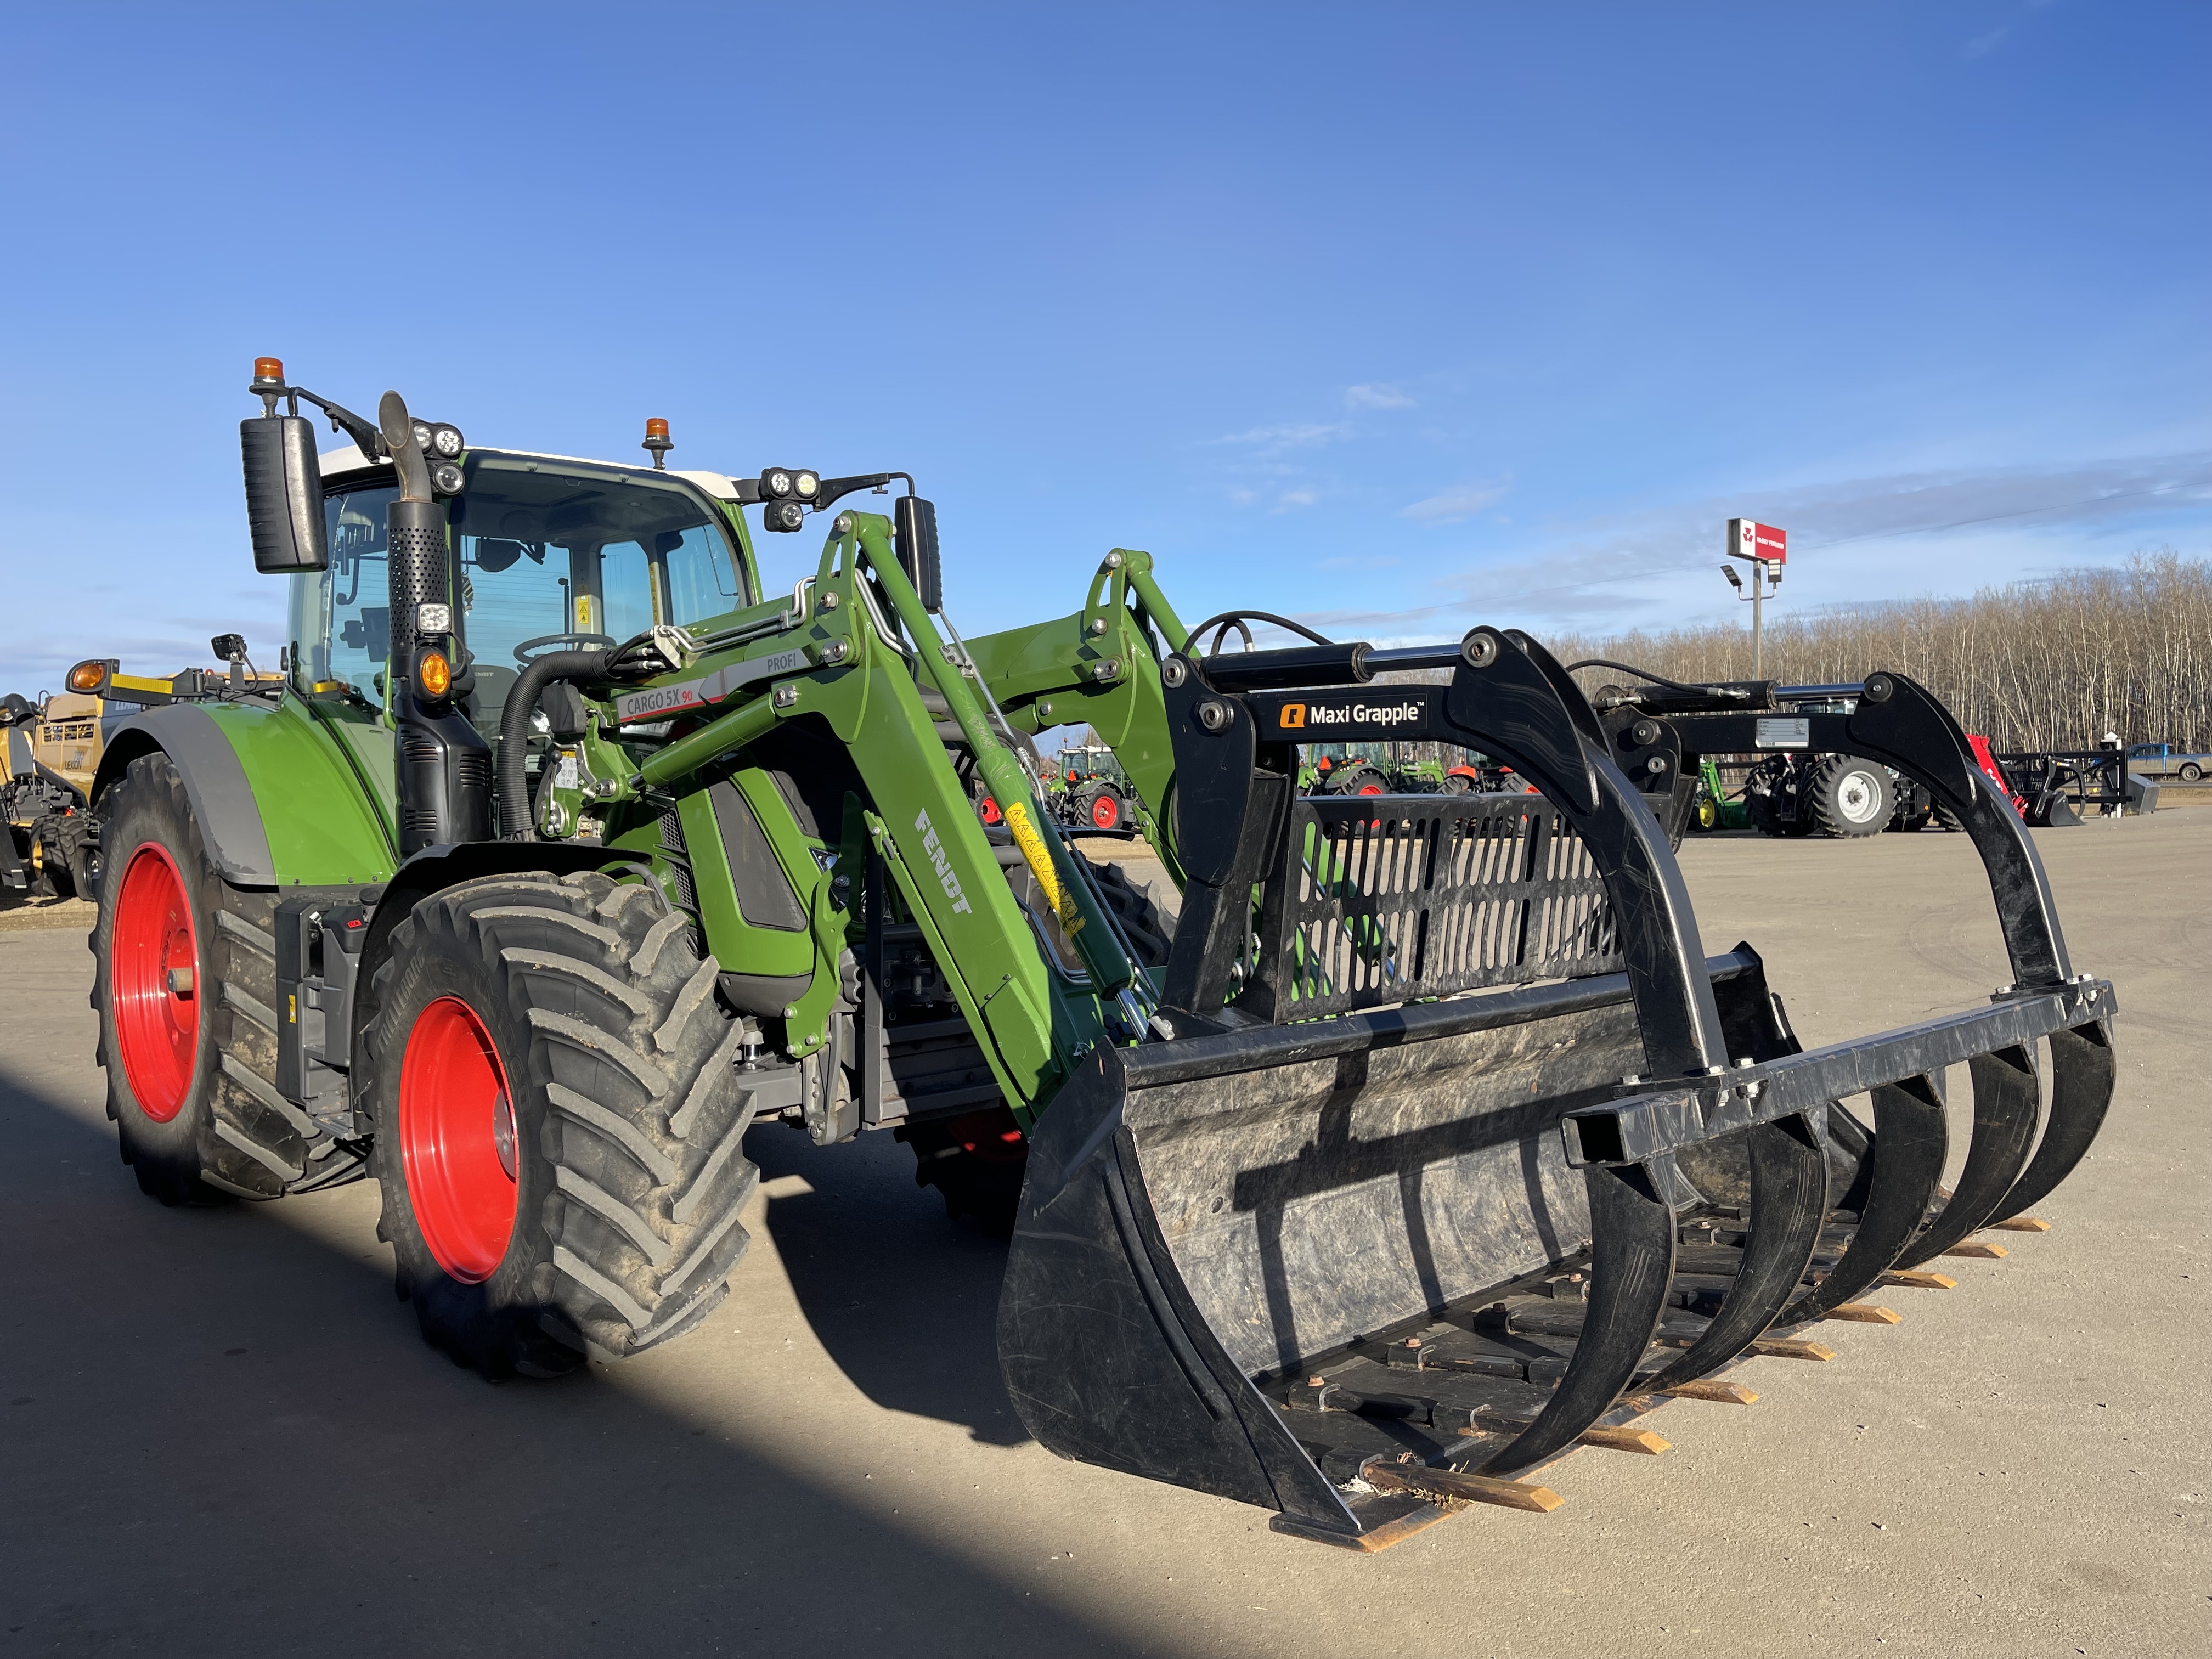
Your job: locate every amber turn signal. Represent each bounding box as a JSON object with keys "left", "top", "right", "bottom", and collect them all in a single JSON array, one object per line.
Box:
[
  {"left": 66, "top": 661, "right": 108, "bottom": 693},
  {"left": 417, "top": 650, "right": 452, "bottom": 698}
]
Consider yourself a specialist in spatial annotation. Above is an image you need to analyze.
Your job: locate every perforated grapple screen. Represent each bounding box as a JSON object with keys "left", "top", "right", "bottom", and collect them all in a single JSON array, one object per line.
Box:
[{"left": 1244, "top": 793, "right": 1621, "bottom": 1021}]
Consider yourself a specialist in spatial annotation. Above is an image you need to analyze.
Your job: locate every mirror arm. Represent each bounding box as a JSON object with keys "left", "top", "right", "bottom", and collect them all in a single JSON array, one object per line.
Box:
[{"left": 284, "top": 385, "right": 387, "bottom": 463}]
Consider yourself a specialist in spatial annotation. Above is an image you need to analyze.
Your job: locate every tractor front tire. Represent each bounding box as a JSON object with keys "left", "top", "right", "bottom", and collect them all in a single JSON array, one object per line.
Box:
[
  {"left": 365, "top": 872, "right": 759, "bottom": 1378},
  {"left": 1084, "top": 785, "right": 1125, "bottom": 832},
  {"left": 95, "top": 752, "right": 302, "bottom": 1205},
  {"left": 1808, "top": 755, "right": 1894, "bottom": 838}
]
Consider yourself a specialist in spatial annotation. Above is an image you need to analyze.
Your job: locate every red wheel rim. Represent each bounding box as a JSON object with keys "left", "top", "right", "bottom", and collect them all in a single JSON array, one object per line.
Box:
[
  {"left": 1357, "top": 783, "right": 1385, "bottom": 796},
  {"left": 1091, "top": 793, "right": 1118, "bottom": 828},
  {"left": 399, "top": 996, "right": 519, "bottom": 1283},
  {"left": 112, "top": 843, "right": 200, "bottom": 1122}
]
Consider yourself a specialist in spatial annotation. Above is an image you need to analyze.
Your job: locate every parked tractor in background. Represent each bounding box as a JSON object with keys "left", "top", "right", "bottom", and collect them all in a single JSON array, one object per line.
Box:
[
  {"left": 1052, "top": 741, "right": 1137, "bottom": 833},
  {"left": 73, "top": 358, "right": 2117, "bottom": 1550},
  {"left": 1688, "top": 755, "right": 1750, "bottom": 832},
  {"left": 1302, "top": 742, "right": 1502, "bottom": 795}
]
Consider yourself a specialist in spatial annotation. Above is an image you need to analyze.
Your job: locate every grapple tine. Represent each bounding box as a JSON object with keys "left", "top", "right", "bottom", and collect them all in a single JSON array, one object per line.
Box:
[
  {"left": 1479, "top": 1160, "right": 1676, "bottom": 1479},
  {"left": 1895, "top": 1042, "right": 2043, "bottom": 1269},
  {"left": 1641, "top": 1110, "right": 1827, "bottom": 1391},
  {"left": 1991, "top": 1020, "right": 2114, "bottom": 1223},
  {"left": 1780, "top": 1075, "right": 1949, "bottom": 1323}
]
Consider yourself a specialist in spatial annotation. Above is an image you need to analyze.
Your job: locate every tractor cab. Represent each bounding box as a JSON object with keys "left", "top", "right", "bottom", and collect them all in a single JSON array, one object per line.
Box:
[{"left": 287, "top": 444, "right": 758, "bottom": 745}]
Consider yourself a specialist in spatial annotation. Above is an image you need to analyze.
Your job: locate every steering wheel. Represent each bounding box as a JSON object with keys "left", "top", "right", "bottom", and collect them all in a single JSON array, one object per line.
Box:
[{"left": 512, "top": 633, "right": 616, "bottom": 665}]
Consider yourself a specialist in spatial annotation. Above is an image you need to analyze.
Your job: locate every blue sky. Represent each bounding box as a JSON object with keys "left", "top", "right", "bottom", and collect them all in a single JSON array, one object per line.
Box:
[{"left": 2, "top": 1, "right": 2206, "bottom": 693}]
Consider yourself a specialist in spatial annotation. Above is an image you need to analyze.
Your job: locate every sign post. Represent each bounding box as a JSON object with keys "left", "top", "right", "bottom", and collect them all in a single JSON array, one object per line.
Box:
[{"left": 1724, "top": 518, "right": 1787, "bottom": 677}]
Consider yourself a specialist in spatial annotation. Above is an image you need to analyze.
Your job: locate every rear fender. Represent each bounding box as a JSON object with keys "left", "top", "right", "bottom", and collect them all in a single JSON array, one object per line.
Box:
[
  {"left": 93, "top": 708, "right": 278, "bottom": 888},
  {"left": 91, "top": 700, "right": 397, "bottom": 895}
]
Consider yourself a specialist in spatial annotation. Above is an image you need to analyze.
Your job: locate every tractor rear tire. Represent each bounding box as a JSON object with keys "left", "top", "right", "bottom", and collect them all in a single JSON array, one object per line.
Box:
[
  {"left": 364, "top": 871, "right": 759, "bottom": 1378},
  {"left": 1084, "top": 785, "right": 1125, "bottom": 832},
  {"left": 1336, "top": 768, "right": 1390, "bottom": 797},
  {"left": 1808, "top": 755, "right": 1894, "bottom": 838},
  {"left": 95, "top": 752, "right": 304, "bottom": 1205}
]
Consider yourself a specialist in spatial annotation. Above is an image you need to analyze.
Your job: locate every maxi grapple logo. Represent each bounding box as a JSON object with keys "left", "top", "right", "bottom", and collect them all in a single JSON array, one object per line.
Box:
[{"left": 1277, "top": 699, "right": 1423, "bottom": 731}]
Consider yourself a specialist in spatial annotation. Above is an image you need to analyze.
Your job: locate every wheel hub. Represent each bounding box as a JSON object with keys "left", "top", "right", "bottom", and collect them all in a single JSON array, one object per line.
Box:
[
  {"left": 399, "top": 996, "right": 520, "bottom": 1283},
  {"left": 1838, "top": 772, "right": 1881, "bottom": 821},
  {"left": 111, "top": 843, "right": 199, "bottom": 1123}
]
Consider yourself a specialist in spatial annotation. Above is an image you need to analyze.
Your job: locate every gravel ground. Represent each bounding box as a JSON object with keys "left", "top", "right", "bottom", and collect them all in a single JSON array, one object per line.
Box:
[{"left": 1, "top": 811, "right": 2204, "bottom": 1657}]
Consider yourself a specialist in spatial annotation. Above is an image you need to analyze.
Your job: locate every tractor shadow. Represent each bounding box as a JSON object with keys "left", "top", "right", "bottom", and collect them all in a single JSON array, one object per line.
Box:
[
  {"left": 750, "top": 1121, "right": 1030, "bottom": 1447},
  {"left": 0, "top": 935, "right": 1125, "bottom": 1656}
]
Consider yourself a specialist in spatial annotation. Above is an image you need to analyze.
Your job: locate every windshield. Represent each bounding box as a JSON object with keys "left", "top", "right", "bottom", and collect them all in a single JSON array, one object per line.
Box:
[{"left": 287, "top": 457, "right": 748, "bottom": 722}]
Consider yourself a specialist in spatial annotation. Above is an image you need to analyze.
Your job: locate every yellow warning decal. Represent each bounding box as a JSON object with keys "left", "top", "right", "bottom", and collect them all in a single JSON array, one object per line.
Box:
[{"left": 1003, "top": 800, "right": 1081, "bottom": 935}]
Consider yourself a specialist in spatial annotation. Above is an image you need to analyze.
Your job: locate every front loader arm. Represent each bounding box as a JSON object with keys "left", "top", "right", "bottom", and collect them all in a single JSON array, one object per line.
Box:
[
  {"left": 961, "top": 549, "right": 1189, "bottom": 885},
  {"left": 579, "top": 515, "right": 1146, "bottom": 1122}
]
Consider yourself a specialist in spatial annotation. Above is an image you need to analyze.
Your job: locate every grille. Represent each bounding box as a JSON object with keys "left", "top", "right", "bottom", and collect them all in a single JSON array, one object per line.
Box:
[
  {"left": 657, "top": 808, "right": 702, "bottom": 951},
  {"left": 1243, "top": 792, "right": 1621, "bottom": 1021}
]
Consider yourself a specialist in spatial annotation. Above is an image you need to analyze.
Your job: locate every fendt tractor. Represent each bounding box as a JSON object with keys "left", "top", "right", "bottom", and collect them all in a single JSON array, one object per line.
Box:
[{"left": 79, "top": 358, "right": 2117, "bottom": 1548}]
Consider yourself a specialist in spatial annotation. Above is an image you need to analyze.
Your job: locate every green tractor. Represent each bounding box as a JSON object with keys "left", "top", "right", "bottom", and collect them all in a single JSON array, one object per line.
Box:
[
  {"left": 1689, "top": 755, "right": 1751, "bottom": 832},
  {"left": 81, "top": 359, "right": 2117, "bottom": 1548}
]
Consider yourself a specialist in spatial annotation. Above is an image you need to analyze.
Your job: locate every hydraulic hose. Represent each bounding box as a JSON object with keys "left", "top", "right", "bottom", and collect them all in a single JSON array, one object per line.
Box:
[{"left": 498, "top": 650, "right": 610, "bottom": 838}]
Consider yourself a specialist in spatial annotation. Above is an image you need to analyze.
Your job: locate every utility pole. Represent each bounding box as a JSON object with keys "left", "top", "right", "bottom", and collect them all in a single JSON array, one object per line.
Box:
[{"left": 1723, "top": 518, "right": 1787, "bottom": 677}]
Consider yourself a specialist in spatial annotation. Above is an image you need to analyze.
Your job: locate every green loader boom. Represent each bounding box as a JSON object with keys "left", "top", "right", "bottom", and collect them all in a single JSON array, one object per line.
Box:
[{"left": 82, "top": 360, "right": 2120, "bottom": 1553}]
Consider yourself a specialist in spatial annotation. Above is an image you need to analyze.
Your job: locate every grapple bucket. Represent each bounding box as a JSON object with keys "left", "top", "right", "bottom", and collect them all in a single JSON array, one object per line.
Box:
[{"left": 998, "top": 631, "right": 2117, "bottom": 1547}]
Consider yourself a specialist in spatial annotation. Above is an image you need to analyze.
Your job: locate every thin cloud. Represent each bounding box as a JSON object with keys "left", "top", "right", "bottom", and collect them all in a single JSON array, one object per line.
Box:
[
  {"left": 1344, "top": 383, "right": 1414, "bottom": 411},
  {"left": 1401, "top": 478, "right": 1513, "bottom": 524},
  {"left": 1301, "top": 450, "right": 2212, "bottom": 637},
  {"left": 1753, "top": 452, "right": 2212, "bottom": 548},
  {"left": 1206, "top": 421, "right": 1351, "bottom": 454},
  {"left": 1273, "top": 488, "right": 1319, "bottom": 512}
]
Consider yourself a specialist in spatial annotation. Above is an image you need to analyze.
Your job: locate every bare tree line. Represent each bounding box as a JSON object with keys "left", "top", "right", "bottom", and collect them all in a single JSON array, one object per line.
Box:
[{"left": 1543, "top": 550, "right": 2212, "bottom": 751}]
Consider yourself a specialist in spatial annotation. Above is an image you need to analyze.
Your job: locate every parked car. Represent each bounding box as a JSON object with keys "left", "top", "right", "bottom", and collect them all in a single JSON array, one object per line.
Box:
[{"left": 2125, "top": 742, "right": 2211, "bottom": 783}]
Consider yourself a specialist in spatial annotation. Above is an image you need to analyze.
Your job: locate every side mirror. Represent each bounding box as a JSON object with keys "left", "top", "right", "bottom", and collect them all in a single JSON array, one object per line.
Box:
[
  {"left": 894, "top": 495, "right": 941, "bottom": 613},
  {"left": 241, "top": 415, "right": 329, "bottom": 573}
]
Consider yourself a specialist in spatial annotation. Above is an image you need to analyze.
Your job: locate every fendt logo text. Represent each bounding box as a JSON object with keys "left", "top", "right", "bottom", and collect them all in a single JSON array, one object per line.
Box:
[
  {"left": 912, "top": 809, "right": 974, "bottom": 915},
  {"left": 1278, "top": 701, "right": 1423, "bottom": 730}
]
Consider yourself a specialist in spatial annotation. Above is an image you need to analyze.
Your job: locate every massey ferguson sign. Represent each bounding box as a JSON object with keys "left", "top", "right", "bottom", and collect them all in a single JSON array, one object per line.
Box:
[{"left": 1728, "top": 517, "right": 1787, "bottom": 565}]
